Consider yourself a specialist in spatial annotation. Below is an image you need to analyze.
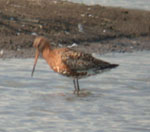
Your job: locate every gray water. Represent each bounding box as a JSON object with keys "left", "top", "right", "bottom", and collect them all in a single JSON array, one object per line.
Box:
[
  {"left": 67, "top": 0, "right": 150, "bottom": 11},
  {"left": 0, "top": 51, "right": 150, "bottom": 132}
]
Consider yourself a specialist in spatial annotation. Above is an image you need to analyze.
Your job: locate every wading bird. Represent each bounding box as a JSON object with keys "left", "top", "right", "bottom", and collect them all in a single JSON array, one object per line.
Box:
[{"left": 31, "top": 37, "right": 118, "bottom": 95}]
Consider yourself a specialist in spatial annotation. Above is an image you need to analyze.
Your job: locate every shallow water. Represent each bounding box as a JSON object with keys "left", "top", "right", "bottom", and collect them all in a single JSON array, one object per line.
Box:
[
  {"left": 0, "top": 51, "right": 150, "bottom": 132},
  {"left": 67, "top": 0, "right": 150, "bottom": 11}
]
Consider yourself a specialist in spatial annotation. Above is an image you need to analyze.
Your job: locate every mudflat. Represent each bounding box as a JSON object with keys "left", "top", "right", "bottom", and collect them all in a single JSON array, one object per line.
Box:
[{"left": 0, "top": 0, "right": 150, "bottom": 58}]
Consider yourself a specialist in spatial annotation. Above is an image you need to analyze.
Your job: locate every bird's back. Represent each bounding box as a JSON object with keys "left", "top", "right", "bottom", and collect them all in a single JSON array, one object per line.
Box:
[{"left": 61, "top": 48, "right": 118, "bottom": 78}]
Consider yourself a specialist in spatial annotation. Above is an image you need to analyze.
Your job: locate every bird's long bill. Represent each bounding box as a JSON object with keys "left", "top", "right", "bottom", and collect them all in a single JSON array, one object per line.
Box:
[{"left": 31, "top": 50, "right": 39, "bottom": 77}]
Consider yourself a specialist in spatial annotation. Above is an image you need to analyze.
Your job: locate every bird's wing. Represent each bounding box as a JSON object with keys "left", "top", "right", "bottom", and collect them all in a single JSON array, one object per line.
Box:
[{"left": 61, "top": 49, "right": 111, "bottom": 71}]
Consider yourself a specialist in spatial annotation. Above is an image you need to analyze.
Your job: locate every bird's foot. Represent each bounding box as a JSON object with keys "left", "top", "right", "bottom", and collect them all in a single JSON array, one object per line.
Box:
[
  {"left": 73, "top": 89, "right": 92, "bottom": 97},
  {"left": 73, "top": 90, "right": 80, "bottom": 96}
]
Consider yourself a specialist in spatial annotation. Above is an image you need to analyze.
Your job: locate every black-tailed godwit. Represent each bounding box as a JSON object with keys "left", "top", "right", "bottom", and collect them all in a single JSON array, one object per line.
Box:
[{"left": 31, "top": 37, "right": 119, "bottom": 95}]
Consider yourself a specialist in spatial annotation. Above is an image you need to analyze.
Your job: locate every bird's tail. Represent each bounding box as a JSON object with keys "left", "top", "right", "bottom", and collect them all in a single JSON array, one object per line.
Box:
[
  {"left": 100, "top": 63, "right": 119, "bottom": 70},
  {"left": 109, "top": 64, "right": 119, "bottom": 69}
]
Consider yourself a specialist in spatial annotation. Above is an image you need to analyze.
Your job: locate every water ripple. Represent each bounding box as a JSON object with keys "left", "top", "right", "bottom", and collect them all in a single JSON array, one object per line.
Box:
[{"left": 0, "top": 51, "right": 150, "bottom": 132}]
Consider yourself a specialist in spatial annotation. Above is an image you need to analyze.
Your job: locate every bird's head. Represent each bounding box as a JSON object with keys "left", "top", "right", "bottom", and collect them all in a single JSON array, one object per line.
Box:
[
  {"left": 33, "top": 36, "right": 50, "bottom": 52},
  {"left": 31, "top": 36, "right": 50, "bottom": 77}
]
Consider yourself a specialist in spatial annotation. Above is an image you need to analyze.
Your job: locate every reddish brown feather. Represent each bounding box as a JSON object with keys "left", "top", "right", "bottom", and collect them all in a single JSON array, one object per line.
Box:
[{"left": 32, "top": 36, "right": 119, "bottom": 78}]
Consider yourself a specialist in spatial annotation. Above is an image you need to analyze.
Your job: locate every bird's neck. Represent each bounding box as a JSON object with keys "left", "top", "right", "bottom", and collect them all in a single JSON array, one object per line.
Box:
[{"left": 42, "top": 47, "right": 52, "bottom": 61}]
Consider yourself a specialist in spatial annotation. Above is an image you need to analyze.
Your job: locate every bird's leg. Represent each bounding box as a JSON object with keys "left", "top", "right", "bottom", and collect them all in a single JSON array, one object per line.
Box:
[
  {"left": 73, "top": 78, "right": 80, "bottom": 95},
  {"left": 73, "top": 79, "right": 77, "bottom": 94},
  {"left": 76, "top": 78, "right": 80, "bottom": 95}
]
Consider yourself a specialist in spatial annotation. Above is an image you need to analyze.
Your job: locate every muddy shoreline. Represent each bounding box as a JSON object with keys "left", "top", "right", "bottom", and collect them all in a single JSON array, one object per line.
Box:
[{"left": 0, "top": 0, "right": 150, "bottom": 58}]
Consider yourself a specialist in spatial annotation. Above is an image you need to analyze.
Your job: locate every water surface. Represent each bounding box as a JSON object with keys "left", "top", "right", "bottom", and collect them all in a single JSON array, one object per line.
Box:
[
  {"left": 0, "top": 51, "right": 150, "bottom": 132},
  {"left": 67, "top": 0, "right": 150, "bottom": 11}
]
